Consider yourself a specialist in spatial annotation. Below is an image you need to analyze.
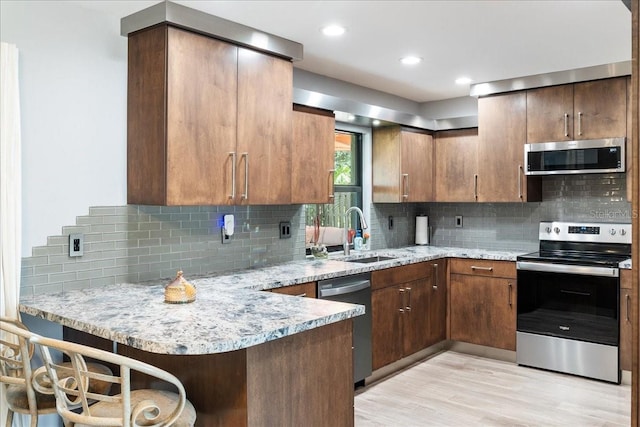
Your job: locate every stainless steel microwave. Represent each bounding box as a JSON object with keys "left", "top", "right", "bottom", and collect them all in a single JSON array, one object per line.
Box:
[{"left": 524, "top": 138, "right": 626, "bottom": 175}]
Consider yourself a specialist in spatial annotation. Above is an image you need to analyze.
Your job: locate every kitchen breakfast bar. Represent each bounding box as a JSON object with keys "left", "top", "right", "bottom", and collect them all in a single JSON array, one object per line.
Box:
[{"left": 19, "top": 275, "right": 364, "bottom": 427}]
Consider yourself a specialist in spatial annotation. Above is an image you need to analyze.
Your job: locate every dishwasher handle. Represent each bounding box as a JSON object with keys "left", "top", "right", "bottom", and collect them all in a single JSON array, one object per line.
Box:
[{"left": 318, "top": 280, "right": 371, "bottom": 298}]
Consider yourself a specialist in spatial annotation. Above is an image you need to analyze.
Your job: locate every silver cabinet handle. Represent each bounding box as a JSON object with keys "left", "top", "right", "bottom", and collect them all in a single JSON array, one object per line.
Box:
[
  {"left": 564, "top": 113, "right": 569, "bottom": 137},
  {"left": 577, "top": 112, "right": 583, "bottom": 136},
  {"left": 328, "top": 169, "right": 335, "bottom": 200},
  {"left": 518, "top": 165, "right": 523, "bottom": 200},
  {"left": 241, "top": 153, "right": 249, "bottom": 200},
  {"left": 296, "top": 293, "right": 307, "bottom": 297},
  {"left": 405, "top": 287, "right": 412, "bottom": 312},
  {"left": 433, "top": 263, "right": 438, "bottom": 289},
  {"left": 471, "top": 266, "right": 493, "bottom": 271},
  {"left": 402, "top": 173, "right": 409, "bottom": 200},
  {"left": 474, "top": 174, "right": 478, "bottom": 200},
  {"left": 229, "top": 152, "right": 236, "bottom": 199},
  {"left": 398, "top": 288, "right": 405, "bottom": 313},
  {"left": 508, "top": 283, "right": 513, "bottom": 307},
  {"left": 626, "top": 293, "right": 630, "bottom": 322}
]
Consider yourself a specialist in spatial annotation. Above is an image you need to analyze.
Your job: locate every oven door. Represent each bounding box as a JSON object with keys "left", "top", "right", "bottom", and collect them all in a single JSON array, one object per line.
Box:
[{"left": 516, "top": 261, "right": 619, "bottom": 346}]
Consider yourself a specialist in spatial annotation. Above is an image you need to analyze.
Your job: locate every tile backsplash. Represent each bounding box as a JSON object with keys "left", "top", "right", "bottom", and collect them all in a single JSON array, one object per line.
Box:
[
  {"left": 424, "top": 174, "right": 630, "bottom": 252},
  {"left": 20, "top": 173, "right": 631, "bottom": 295},
  {"left": 20, "top": 205, "right": 305, "bottom": 296}
]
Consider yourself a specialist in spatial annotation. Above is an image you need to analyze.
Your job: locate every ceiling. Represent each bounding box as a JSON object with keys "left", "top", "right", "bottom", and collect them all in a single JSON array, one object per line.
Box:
[{"left": 79, "top": 0, "right": 631, "bottom": 103}]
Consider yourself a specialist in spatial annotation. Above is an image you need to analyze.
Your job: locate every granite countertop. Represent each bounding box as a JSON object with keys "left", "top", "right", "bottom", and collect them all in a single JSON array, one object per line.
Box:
[{"left": 20, "top": 245, "right": 579, "bottom": 357}]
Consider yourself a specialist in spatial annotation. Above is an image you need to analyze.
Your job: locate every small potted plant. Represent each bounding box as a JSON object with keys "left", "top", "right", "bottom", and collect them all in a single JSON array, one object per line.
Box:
[{"left": 310, "top": 215, "right": 328, "bottom": 259}]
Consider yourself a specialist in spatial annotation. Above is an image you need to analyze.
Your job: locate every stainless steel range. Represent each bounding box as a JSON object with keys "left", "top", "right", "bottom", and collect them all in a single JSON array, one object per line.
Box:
[{"left": 516, "top": 221, "right": 632, "bottom": 383}]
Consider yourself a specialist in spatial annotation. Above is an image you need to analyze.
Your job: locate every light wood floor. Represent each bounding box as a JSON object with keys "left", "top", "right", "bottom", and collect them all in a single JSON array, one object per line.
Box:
[{"left": 355, "top": 351, "right": 631, "bottom": 426}]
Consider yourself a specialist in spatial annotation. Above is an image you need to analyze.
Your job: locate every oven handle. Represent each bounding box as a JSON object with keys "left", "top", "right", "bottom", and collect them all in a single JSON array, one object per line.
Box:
[{"left": 516, "top": 261, "right": 619, "bottom": 278}]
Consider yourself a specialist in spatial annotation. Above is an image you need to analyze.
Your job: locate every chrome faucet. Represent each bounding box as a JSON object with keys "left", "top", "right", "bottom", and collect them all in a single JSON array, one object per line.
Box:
[{"left": 343, "top": 206, "right": 368, "bottom": 255}]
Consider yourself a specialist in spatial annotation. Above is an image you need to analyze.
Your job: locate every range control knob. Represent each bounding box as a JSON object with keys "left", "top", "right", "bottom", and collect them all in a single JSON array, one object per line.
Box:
[
  {"left": 609, "top": 229, "right": 617, "bottom": 236},
  {"left": 620, "top": 229, "right": 627, "bottom": 236},
  {"left": 553, "top": 227, "right": 560, "bottom": 234},
  {"left": 545, "top": 226, "right": 552, "bottom": 234}
]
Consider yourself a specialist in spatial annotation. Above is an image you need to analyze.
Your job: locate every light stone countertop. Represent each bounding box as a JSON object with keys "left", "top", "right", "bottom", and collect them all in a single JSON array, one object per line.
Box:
[{"left": 19, "top": 245, "right": 565, "bottom": 356}]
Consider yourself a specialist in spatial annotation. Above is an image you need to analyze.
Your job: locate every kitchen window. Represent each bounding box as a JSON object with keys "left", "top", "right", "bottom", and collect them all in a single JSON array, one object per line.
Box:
[{"left": 305, "top": 130, "right": 363, "bottom": 253}]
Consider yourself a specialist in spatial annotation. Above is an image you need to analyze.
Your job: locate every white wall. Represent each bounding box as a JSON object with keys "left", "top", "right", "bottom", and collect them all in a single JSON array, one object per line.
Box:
[{"left": 1, "top": 1, "right": 128, "bottom": 257}]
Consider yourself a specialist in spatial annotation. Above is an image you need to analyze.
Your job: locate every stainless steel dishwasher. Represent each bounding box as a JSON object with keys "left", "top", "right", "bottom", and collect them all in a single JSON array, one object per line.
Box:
[{"left": 317, "top": 273, "right": 372, "bottom": 385}]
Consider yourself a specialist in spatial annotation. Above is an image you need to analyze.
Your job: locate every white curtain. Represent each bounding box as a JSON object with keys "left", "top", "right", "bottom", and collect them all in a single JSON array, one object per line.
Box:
[{"left": 1, "top": 41, "right": 23, "bottom": 426}]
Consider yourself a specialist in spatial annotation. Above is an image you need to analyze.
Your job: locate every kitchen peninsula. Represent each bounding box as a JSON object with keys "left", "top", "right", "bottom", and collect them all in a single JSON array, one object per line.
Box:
[{"left": 19, "top": 275, "right": 363, "bottom": 426}]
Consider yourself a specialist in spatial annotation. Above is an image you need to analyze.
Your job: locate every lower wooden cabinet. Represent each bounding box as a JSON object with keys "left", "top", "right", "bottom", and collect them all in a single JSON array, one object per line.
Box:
[
  {"left": 449, "top": 259, "right": 517, "bottom": 351},
  {"left": 371, "top": 260, "right": 446, "bottom": 370},
  {"left": 269, "top": 282, "right": 316, "bottom": 298},
  {"left": 620, "top": 269, "right": 632, "bottom": 371}
]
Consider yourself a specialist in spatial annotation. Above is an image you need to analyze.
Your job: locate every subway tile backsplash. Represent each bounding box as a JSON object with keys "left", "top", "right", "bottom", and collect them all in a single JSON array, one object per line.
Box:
[
  {"left": 21, "top": 205, "right": 305, "bottom": 296},
  {"left": 423, "top": 174, "right": 630, "bottom": 252},
  {"left": 20, "top": 173, "right": 631, "bottom": 295}
]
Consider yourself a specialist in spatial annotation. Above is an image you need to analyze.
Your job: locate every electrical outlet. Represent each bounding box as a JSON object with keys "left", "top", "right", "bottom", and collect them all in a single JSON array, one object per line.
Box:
[
  {"left": 455, "top": 215, "right": 463, "bottom": 228},
  {"left": 69, "top": 233, "right": 84, "bottom": 257},
  {"left": 279, "top": 221, "right": 291, "bottom": 239},
  {"left": 388, "top": 216, "right": 394, "bottom": 230},
  {"left": 221, "top": 228, "right": 232, "bottom": 244}
]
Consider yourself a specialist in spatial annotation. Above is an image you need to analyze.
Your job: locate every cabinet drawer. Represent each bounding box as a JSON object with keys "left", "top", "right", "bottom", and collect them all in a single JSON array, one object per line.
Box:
[
  {"left": 270, "top": 282, "right": 316, "bottom": 298},
  {"left": 450, "top": 258, "right": 516, "bottom": 279},
  {"left": 372, "top": 262, "right": 431, "bottom": 290}
]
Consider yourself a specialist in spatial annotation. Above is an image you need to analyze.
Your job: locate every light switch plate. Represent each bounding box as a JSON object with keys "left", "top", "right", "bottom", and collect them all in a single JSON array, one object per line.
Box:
[{"left": 455, "top": 215, "right": 463, "bottom": 228}]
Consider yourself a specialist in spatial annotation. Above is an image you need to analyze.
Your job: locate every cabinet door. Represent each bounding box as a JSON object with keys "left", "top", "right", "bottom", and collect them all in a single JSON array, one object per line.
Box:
[
  {"left": 237, "top": 49, "right": 292, "bottom": 205},
  {"left": 620, "top": 270, "right": 632, "bottom": 371},
  {"left": 426, "top": 259, "right": 447, "bottom": 347},
  {"left": 372, "top": 286, "right": 404, "bottom": 370},
  {"left": 478, "top": 92, "right": 541, "bottom": 202},
  {"left": 573, "top": 78, "right": 627, "bottom": 140},
  {"left": 402, "top": 278, "right": 431, "bottom": 356},
  {"left": 401, "top": 131, "right": 434, "bottom": 202},
  {"left": 291, "top": 108, "right": 335, "bottom": 204},
  {"left": 526, "top": 85, "right": 574, "bottom": 143},
  {"left": 434, "top": 129, "right": 478, "bottom": 202},
  {"left": 165, "top": 28, "right": 239, "bottom": 205},
  {"left": 373, "top": 127, "right": 433, "bottom": 203},
  {"left": 450, "top": 274, "right": 516, "bottom": 350}
]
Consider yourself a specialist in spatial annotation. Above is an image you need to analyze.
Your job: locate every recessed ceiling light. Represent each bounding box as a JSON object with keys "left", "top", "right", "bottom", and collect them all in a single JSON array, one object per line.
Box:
[
  {"left": 321, "top": 25, "right": 346, "bottom": 37},
  {"left": 372, "top": 120, "right": 381, "bottom": 126},
  {"left": 455, "top": 77, "right": 472, "bottom": 85},
  {"left": 400, "top": 56, "right": 422, "bottom": 66}
]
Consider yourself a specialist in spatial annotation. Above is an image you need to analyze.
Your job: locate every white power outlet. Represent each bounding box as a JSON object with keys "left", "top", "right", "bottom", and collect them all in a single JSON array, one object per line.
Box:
[{"left": 69, "top": 233, "right": 84, "bottom": 257}]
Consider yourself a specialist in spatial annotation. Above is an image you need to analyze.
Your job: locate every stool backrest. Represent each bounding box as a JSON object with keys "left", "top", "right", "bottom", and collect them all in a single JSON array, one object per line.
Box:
[
  {"left": 0, "top": 317, "right": 39, "bottom": 419},
  {"left": 31, "top": 334, "right": 187, "bottom": 427}
]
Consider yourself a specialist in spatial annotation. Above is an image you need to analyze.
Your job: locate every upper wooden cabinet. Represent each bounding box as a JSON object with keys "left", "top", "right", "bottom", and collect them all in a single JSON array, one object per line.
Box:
[
  {"left": 477, "top": 92, "right": 541, "bottom": 202},
  {"left": 127, "top": 25, "right": 292, "bottom": 206},
  {"left": 373, "top": 126, "right": 434, "bottom": 203},
  {"left": 527, "top": 77, "right": 627, "bottom": 143},
  {"left": 291, "top": 106, "right": 335, "bottom": 204},
  {"left": 434, "top": 128, "right": 479, "bottom": 202}
]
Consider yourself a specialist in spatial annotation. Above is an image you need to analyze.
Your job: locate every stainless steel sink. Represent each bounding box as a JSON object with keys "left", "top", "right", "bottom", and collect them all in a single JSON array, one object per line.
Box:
[{"left": 346, "top": 255, "right": 396, "bottom": 264}]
